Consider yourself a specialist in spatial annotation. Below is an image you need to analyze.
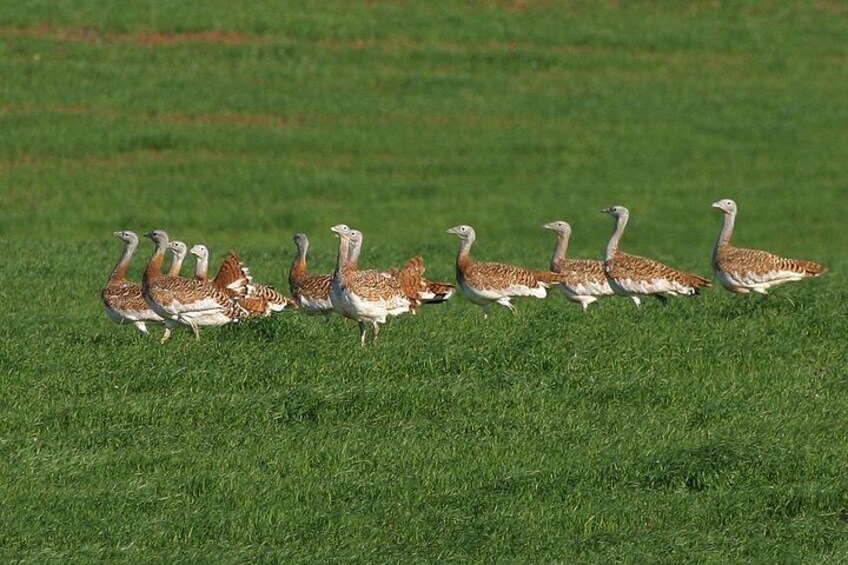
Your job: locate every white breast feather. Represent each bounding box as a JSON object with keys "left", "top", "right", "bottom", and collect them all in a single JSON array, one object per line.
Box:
[
  {"left": 460, "top": 279, "right": 546, "bottom": 304},
  {"left": 559, "top": 280, "right": 613, "bottom": 297},
  {"left": 299, "top": 295, "right": 334, "bottom": 314},
  {"left": 732, "top": 269, "right": 805, "bottom": 287}
]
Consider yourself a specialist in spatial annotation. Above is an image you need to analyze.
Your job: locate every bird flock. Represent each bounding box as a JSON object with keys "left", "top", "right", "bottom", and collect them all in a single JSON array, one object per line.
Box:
[{"left": 101, "top": 199, "right": 828, "bottom": 346}]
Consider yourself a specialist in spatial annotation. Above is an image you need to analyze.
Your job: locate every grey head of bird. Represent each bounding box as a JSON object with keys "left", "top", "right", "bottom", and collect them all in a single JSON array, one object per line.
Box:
[
  {"left": 348, "top": 229, "right": 363, "bottom": 247},
  {"left": 711, "top": 198, "right": 737, "bottom": 215},
  {"left": 446, "top": 225, "right": 476, "bottom": 241},
  {"left": 113, "top": 230, "right": 139, "bottom": 245},
  {"left": 145, "top": 230, "right": 170, "bottom": 246},
  {"left": 189, "top": 244, "right": 209, "bottom": 259},
  {"left": 293, "top": 233, "right": 309, "bottom": 249},
  {"left": 168, "top": 240, "right": 188, "bottom": 257},
  {"left": 543, "top": 221, "right": 572, "bottom": 235},
  {"left": 601, "top": 206, "right": 629, "bottom": 219},
  {"left": 330, "top": 224, "right": 352, "bottom": 238}
]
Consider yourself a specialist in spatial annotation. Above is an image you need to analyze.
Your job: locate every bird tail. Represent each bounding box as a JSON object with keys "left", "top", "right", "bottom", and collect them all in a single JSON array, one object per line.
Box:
[
  {"left": 530, "top": 270, "right": 565, "bottom": 287},
  {"left": 215, "top": 252, "right": 253, "bottom": 299},
  {"left": 686, "top": 272, "right": 712, "bottom": 290},
  {"left": 795, "top": 259, "right": 828, "bottom": 276},
  {"left": 419, "top": 280, "right": 455, "bottom": 304},
  {"left": 251, "top": 284, "right": 297, "bottom": 312}
]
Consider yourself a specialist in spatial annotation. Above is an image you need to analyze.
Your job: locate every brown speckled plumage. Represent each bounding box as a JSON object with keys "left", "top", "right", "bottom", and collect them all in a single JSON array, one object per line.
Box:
[
  {"left": 447, "top": 225, "right": 554, "bottom": 317},
  {"left": 101, "top": 230, "right": 164, "bottom": 335},
  {"left": 602, "top": 206, "right": 710, "bottom": 307},
  {"left": 712, "top": 199, "right": 827, "bottom": 294},
  {"left": 289, "top": 233, "right": 334, "bottom": 315},
  {"left": 143, "top": 231, "right": 245, "bottom": 341},
  {"left": 543, "top": 220, "right": 614, "bottom": 309},
  {"left": 192, "top": 244, "right": 293, "bottom": 316},
  {"left": 329, "top": 225, "right": 420, "bottom": 346}
]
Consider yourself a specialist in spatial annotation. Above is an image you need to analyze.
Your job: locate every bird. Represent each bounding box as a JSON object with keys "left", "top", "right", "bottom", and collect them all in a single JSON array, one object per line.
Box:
[
  {"left": 142, "top": 230, "right": 247, "bottom": 342},
  {"left": 543, "top": 220, "right": 614, "bottom": 310},
  {"left": 711, "top": 198, "right": 827, "bottom": 294},
  {"left": 288, "top": 233, "right": 335, "bottom": 316},
  {"left": 167, "top": 240, "right": 188, "bottom": 276},
  {"left": 347, "top": 228, "right": 455, "bottom": 314},
  {"left": 190, "top": 244, "right": 294, "bottom": 317},
  {"left": 446, "top": 224, "right": 560, "bottom": 318},
  {"left": 101, "top": 230, "right": 165, "bottom": 336},
  {"left": 188, "top": 244, "right": 252, "bottom": 300},
  {"left": 601, "top": 206, "right": 711, "bottom": 307},
  {"left": 329, "top": 224, "right": 419, "bottom": 346}
]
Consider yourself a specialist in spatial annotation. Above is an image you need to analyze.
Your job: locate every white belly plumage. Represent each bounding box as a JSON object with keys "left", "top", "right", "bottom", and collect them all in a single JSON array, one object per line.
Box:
[
  {"left": 718, "top": 269, "right": 804, "bottom": 293},
  {"left": 104, "top": 305, "right": 162, "bottom": 325},
  {"left": 557, "top": 280, "right": 613, "bottom": 300},
  {"left": 609, "top": 277, "right": 695, "bottom": 297},
  {"left": 299, "top": 295, "right": 334, "bottom": 315},
  {"left": 459, "top": 279, "right": 546, "bottom": 305},
  {"left": 160, "top": 297, "right": 231, "bottom": 327},
  {"left": 330, "top": 285, "right": 410, "bottom": 323}
]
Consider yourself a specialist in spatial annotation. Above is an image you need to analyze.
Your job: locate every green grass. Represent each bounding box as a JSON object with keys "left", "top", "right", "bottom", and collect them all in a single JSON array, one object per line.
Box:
[{"left": 1, "top": 1, "right": 847, "bottom": 561}]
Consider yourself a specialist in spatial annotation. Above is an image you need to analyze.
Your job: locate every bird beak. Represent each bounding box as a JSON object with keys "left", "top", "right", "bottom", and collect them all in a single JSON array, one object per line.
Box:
[
  {"left": 601, "top": 208, "right": 612, "bottom": 215},
  {"left": 542, "top": 222, "right": 556, "bottom": 230},
  {"left": 446, "top": 227, "right": 458, "bottom": 235},
  {"left": 330, "top": 224, "right": 348, "bottom": 236},
  {"left": 112, "top": 231, "right": 122, "bottom": 238},
  {"left": 144, "top": 231, "right": 156, "bottom": 239},
  {"left": 711, "top": 201, "right": 722, "bottom": 209}
]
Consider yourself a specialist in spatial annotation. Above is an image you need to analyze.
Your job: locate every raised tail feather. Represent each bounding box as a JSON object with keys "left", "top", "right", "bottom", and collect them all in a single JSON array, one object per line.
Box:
[
  {"left": 214, "top": 252, "right": 253, "bottom": 300},
  {"left": 397, "top": 256, "right": 427, "bottom": 300}
]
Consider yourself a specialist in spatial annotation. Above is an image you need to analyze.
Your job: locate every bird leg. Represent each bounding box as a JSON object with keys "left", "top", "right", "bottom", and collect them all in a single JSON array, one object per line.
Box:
[
  {"left": 160, "top": 322, "right": 175, "bottom": 344},
  {"left": 481, "top": 306, "right": 489, "bottom": 320},
  {"left": 630, "top": 296, "right": 642, "bottom": 308},
  {"left": 358, "top": 321, "right": 368, "bottom": 347},
  {"left": 655, "top": 295, "right": 669, "bottom": 308},
  {"left": 134, "top": 322, "right": 150, "bottom": 335},
  {"left": 189, "top": 322, "right": 201, "bottom": 340},
  {"left": 372, "top": 322, "right": 380, "bottom": 342}
]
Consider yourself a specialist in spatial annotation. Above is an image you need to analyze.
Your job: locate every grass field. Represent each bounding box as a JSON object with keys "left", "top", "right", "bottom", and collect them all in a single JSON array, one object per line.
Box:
[{"left": 2, "top": 1, "right": 847, "bottom": 561}]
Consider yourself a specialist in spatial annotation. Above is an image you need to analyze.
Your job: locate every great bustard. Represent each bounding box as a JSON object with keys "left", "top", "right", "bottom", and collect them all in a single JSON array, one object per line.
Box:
[
  {"left": 543, "top": 220, "right": 614, "bottom": 310},
  {"left": 142, "top": 230, "right": 246, "bottom": 342},
  {"left": 190, "top": 244, "right": 294, "bottom": 316},
  {"left": 289, "top": 233, "right": 334, "bottom": 316},
  {"left": 447, "top": 224, "right": 560, "bottom": 318},
  {"left": 101, "top": 230, "right": 165, "bottom": 336},
  {"left": 712, "top": 198, "right": 827, "bottom": 294},
  {"left": 601, "top": 206, "right": 710, "bottom": 307},
  {"left": 329, "top": 224, "right": 420, "bottom": 346}
]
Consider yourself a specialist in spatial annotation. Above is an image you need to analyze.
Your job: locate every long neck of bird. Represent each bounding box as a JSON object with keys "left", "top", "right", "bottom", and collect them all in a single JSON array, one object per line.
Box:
[
  {"left": 168, "top": 252, "right": 185, "bottom": 277},
  {"left": 456, "top": 236, "right": 474, "bottom": 271},
  {"left": 110, "top": 240, "right": 136, "bottom": 282},
  {"left": 347, "top": 239, "right": 361, "bottom": 272},
  {"left": 291, "top": 240, "right": 307, "bottom": 278},
  {"left": 333, "top": 236, "right": 350, "bottom": 284},
  {"left": 716, "top": 209, "right": 736, "bottom": 249},
  {"left": 195, "top": 254, "right": 209, "bottom": 280},
  {"left": 143, "top": 241, "right": 166, "bottom": 284},
  {"left": 713, "top": 209, "right": 736, "bottom": 265},
  {"left": 551, "top": 232, "right": 569, "bottom": 270},
  {"left": 605, "top": 214, "right": 627, "bottom": 261}
]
